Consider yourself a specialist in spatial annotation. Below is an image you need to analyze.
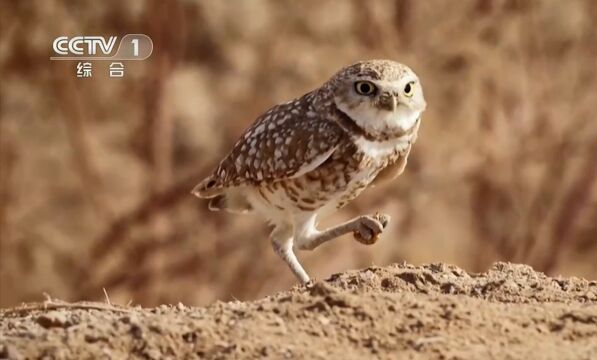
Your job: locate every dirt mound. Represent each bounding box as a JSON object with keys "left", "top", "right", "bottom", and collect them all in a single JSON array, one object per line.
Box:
[{"left": 1, "top": 262, "right": 596, "bottom": 359}]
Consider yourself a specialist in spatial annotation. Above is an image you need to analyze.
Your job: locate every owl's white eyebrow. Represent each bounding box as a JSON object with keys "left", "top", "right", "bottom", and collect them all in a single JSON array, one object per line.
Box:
[
  {"left": 353, "top": 76, "right": 378, "bottom": 81},
  {"left": 374, "top": 79, "right": 415, "bottom": 88}
]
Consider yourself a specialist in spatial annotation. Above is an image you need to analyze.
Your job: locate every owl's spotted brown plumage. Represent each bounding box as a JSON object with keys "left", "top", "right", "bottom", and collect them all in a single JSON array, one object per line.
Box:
[{"left": 193, "top": 59, "right": 426, "bottom": 283}]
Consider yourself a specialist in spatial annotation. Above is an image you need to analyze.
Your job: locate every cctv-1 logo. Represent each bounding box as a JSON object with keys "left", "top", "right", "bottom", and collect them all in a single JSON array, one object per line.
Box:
[
  {"left": 53, "top": 36, "right": 118, "bottom": 56},
  {"left": 51, "top": 34, "right": 152, "bottom": 61}
]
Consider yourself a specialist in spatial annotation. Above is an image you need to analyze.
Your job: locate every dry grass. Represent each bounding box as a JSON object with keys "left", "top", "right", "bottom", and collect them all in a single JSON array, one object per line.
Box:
[{"left": 1, "top": 0, "right": 596, "bottom": 307}]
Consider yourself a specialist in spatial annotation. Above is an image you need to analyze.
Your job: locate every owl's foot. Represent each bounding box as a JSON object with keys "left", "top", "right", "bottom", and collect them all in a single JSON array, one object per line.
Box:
[{"left": 353, "top": 213, "right": 390, "bottom": 245}]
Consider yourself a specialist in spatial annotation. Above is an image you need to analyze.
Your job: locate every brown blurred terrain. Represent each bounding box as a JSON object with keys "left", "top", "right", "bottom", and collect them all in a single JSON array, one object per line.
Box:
[{"left": 1, "top": 0, "right": 596, "bottom": 308}]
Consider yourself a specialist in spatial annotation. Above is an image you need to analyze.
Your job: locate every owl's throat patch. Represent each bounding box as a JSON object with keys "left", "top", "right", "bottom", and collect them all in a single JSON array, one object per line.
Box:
[{"left": 333, "top": 105, "right": 419, "bottom": 142}]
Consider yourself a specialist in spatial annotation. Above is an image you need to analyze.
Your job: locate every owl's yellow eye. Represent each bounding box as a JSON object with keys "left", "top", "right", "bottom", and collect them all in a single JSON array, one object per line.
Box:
[
  {"left": 404, "top": 81, "right": 415, "bottom": 97},
  {"left": 354, "top": 81, "right": 377, "bottom": 95}
]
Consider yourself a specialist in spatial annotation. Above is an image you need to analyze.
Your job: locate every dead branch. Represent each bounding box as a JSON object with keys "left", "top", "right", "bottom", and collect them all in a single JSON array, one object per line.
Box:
[
  {"left": 89, "top": 168, "right": 208, "bottom": 262},
  {"left": 543, "top": 139, "right": 597, "bottom": 273},
  {"left": 54, "top": 57, "right": 113, "bottom": 222},
  {"left": 141, "top": 0, "right": 186, "bottom": 302},
  {"left": 1, "top": 300, "right": 134, "bottom": 317}
]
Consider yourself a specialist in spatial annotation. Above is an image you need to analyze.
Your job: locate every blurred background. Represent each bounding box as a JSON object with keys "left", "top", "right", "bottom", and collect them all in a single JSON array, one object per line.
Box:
[{"left": 1, "top": 0, "right": 596, "bottom": 308}]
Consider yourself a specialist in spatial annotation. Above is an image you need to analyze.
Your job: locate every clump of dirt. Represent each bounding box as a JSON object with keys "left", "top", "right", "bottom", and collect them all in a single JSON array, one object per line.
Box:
[{"left": 1, "top": 262, "right": 596, "bottom": 359}]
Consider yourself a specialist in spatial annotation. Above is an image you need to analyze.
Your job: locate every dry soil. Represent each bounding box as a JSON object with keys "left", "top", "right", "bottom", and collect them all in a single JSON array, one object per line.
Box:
[{"left": 1, "top": 262, "right": 596, "bottom": 359}]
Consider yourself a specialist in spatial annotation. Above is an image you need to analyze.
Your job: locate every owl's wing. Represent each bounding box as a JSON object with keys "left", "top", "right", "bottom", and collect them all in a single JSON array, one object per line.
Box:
[
  {"left": 192, "top": 96, "right": 345, "bottom": 198},
  {"left": 370, "top": 154, "right": 408, "bottom": 186}
]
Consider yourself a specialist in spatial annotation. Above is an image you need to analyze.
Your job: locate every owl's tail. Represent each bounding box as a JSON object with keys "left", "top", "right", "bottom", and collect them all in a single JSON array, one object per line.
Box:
[
  {"left": 191, "top": 175, "right": 222, "bottom": 198},
  {"left": 207, "top": 189, "right": 253, "bottom": 214},
  {"left": 192, "top": 176, "right": 253, "bottom": 214}
]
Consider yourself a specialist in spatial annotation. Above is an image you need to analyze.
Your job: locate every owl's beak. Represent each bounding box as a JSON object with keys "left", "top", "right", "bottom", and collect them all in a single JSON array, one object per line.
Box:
[{"left": 378, "top": 92, "right": 398, "bottom": 112}]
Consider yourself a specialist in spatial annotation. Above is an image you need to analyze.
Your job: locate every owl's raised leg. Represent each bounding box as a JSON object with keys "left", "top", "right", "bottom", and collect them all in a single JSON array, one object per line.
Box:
[
  {"left": 294, "top": 213, "right": 390, "bottom": 251},
  {"left": 270, "top": 222, "right": 310, "bottom": 283}
]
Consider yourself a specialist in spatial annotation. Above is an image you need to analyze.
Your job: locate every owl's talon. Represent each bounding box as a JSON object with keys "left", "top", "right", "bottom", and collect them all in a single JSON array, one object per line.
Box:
[
  {"left": 373, "top": 212, "right": 390, "bottom": 228},
  {"left": 353, "top": 214, "right": 389, "bottom": 245}
]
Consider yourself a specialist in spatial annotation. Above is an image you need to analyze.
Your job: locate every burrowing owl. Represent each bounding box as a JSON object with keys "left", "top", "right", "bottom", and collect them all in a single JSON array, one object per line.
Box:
[{"left": 193, "top": 59, "right": 426, "bottom": 283}]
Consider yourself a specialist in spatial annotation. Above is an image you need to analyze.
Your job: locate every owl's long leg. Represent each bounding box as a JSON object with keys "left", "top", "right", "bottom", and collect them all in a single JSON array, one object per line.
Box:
[
  {"left": 294, "top": 213, "right": 390, "bottom": 251},
  {"left": 270, "top": 222, "right": 310, "bottom": 283}
]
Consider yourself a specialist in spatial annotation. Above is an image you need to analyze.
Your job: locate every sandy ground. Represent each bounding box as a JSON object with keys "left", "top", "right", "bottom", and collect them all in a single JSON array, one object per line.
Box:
[{"left": 1, "top": 262, "right": 596, "bottom": 359}]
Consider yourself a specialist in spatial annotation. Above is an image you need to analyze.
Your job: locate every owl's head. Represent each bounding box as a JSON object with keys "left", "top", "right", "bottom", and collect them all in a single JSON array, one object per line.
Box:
[{"left": 329, "top": 60, "right": 426, "bottom": 137}]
